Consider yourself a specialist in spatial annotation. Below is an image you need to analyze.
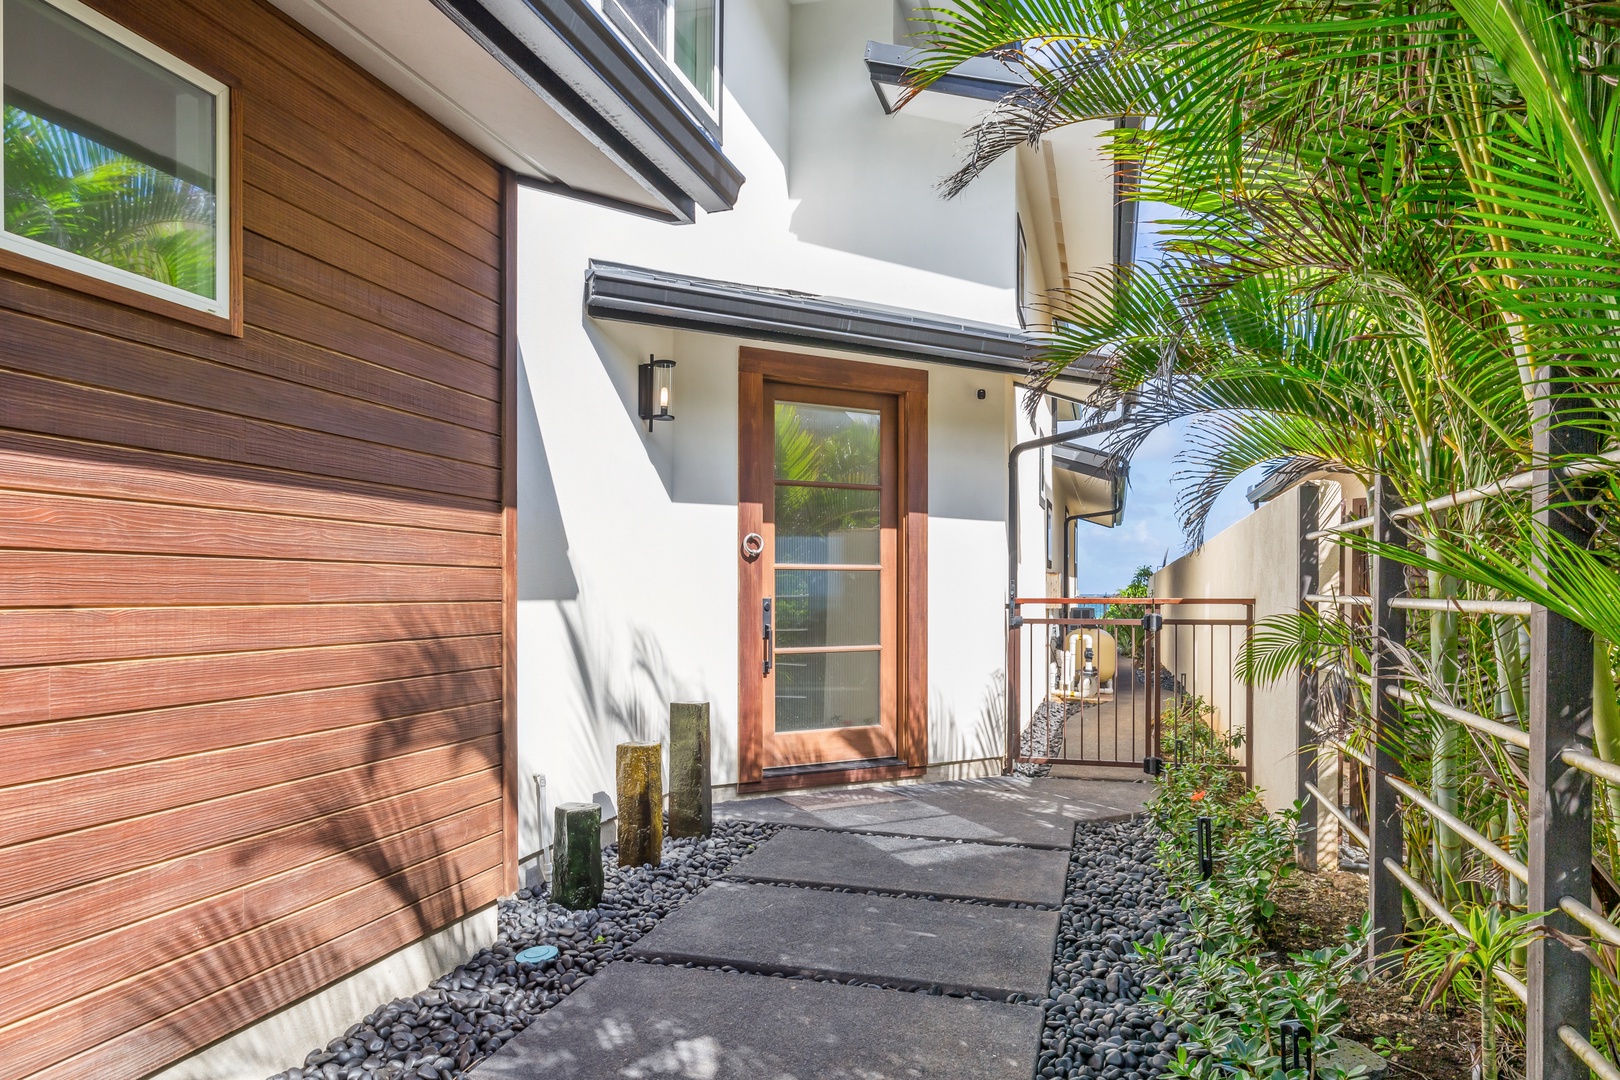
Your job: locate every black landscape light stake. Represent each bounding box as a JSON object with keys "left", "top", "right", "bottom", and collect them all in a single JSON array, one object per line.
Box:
[
  {"left": 1196, "top": 815, "right": 1213, "bottom": 879},
  {"left": 1279, "top": 1019, "right": 1311, "bottom": 1073}
]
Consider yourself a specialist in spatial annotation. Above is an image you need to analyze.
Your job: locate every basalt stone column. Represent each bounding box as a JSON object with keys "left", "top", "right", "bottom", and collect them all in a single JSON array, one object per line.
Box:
[
  {"left": 551, "top": 802, "right": 603, "bottom": 910},
  {"left": 669, "top": 702, "right": 712, "bottom": 838},
  {"left": 617, "top": 742, "right": 664, "bottom": 867}
]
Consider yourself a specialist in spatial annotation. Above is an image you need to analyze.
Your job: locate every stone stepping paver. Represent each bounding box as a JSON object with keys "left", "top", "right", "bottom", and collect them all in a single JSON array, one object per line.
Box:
[
  {"left": 473, "top": 962, "right": 1043, "bottom": 1079},
  {"left": 714, "top": 775, "right": 1148, "bottom": 848},
  {"left": 725, "top": 827, "right": 1072, "bottom": 906},
  {"left": 628, "top": 880, "right": 1060, "bottom": 998}
]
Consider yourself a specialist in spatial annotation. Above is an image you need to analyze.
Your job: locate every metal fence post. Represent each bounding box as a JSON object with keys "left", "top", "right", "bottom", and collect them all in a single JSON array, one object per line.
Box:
[
  {"left": 1005, "top": 604, "right": 1022, "bottom": 775},
  {"left": 1367, "top": 473, "right": 1408, "bottom": 965},
  {"left": 1526, "top": 402, "right": 1597, "bottom": 1080},
  {"left": 1297, "top": 483, "right": 1321, "bottom": 872}
]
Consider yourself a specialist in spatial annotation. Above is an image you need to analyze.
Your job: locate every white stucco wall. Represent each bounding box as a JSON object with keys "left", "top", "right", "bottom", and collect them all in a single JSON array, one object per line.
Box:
[
  {"left": 1152, "top": 483, "right": 1345, "bottom": 812},
  {"left": 511, "top": 0, "right": 1088, "bottom": 863}
]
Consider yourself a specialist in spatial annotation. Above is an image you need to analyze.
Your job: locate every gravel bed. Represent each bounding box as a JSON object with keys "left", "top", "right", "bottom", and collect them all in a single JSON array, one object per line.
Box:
[
  {"left": 273, "top": 812, "right": 1196, "bottom": 1080},
  {"left": 1037, "top": 816, "right": 1195, "bottom": 1080},
  {"left": 269, "top": 819, "right": 781, "bottom": 1080},
  {"left": 1015, "top": 699, "right": 1074, "bottom": 777}
]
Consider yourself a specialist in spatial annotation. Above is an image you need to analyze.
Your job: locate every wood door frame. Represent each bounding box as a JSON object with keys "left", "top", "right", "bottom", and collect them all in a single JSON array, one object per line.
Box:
[{"left": 737, "top": 347, "right": 928, "bottom": 793}]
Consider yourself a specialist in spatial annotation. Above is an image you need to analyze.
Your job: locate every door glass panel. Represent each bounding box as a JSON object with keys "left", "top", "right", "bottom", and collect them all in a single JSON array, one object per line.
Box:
[
  {"left": 774, "top": 402, "right": 881, "bottom": 485},
  {"left": 774, "top": 486, "right": 879, "bottom": 564},
  {"left": 775, "top": 650, "right": 881, "bottom": 732},
  {"left": 774, "top": 569, "right": 879, "bottom": 647}
]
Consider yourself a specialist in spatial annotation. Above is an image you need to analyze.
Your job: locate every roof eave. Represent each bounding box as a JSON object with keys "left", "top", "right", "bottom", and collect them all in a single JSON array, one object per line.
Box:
[
  {"left": 585, "top": 260, "right": 1102, "bottom": 379},
  {"left": 433, "top": 0, "right": 745, "bottom": 220},
  {"left": 863, "top": 41, "right": 1027, "bottom": 115}
]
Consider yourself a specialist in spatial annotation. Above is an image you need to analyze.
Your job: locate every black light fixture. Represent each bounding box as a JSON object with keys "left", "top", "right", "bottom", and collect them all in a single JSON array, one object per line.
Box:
[
  {"left": 1279, "top": 1019, "right": 1311, "bottom": 1072},
  {"left": 638, "top": 356, "right": 675, "bottom": 431},
  {"left": 1143, "top": 756, "right": 1164, "bottom": 776},
  {"left": 1196, "top": 815, "right": 1214, "bottom": 879}
]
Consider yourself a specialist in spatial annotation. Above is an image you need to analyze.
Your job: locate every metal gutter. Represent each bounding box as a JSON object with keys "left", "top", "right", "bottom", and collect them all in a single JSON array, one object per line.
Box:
[
  {"left": 584, "top": 260, "right": 1097, "bottom": 377},
  {"left": 864, "top": 41, "right": 1029, "bottom": 114},
  {"left": 433, "top": 0, "right": 745, "bottom": 220}
]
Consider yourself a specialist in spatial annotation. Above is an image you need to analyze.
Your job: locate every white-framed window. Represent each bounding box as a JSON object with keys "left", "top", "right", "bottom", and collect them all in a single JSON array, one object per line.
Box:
[
  {"left": 606, "top": 0, "right": 720, "bottom": 121},
  {"left": 1, "top": 0, "right": 232, "bottom": 321}
]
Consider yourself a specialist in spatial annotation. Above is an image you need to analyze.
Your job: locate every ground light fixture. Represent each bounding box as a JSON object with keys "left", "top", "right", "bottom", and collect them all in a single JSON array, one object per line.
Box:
[
  {"left": 639, "top": 356, "right": 675, "bottom": 431},
  {"left": 1278, "top": 1019, "right": 1311, "bottom": 1072},
  {"left": 1196, "top": 815, "right": 1213, "bottom": 879}
]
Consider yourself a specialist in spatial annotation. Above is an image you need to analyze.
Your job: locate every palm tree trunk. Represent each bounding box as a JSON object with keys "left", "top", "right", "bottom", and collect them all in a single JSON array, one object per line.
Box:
[
  {"left": 1428, "top": 535, "right": 1463, "bottom": 903},
  {"left": 1592, "top": 637, "right": 1620, "bottom": 831},
  {"left": 1491, "top": 615, "right": 1528, "bottom": 914}
]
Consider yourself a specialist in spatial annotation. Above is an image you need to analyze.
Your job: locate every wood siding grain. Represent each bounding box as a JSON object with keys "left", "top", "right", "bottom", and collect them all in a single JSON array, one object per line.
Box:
[{"left": 0, "top": 1, "right": 512, "bottom": 1075}]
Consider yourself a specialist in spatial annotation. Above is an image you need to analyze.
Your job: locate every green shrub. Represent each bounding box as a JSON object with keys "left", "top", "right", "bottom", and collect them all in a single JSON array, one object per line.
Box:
[{"left": 1144, "top": 772, "right": 1372, "bottom": 1079}]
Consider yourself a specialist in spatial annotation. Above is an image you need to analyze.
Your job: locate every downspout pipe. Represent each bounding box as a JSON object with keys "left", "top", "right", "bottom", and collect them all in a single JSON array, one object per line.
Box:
[
  {"left": 1061, "top": 511, "right": 1084, "bottom": 618},
  {"left": 1007, "top": 407, "right": 1130, "bottom": 615}
]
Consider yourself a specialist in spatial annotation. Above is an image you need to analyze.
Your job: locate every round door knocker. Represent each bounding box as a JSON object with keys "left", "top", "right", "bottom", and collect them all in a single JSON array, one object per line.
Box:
[{"left": 741, "top": 532, "right": 765, "bottom": 561}]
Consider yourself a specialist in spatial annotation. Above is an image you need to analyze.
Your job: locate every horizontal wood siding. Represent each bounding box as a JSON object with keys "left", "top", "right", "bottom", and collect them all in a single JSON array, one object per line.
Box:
[{"left": 0, "top": 2, "right": 510, "bottom": 1076}]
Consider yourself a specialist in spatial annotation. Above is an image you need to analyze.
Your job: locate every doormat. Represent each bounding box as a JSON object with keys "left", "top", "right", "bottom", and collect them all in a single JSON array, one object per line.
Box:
[{"left": 777, "top": 790, "right": 911, "bottom": 811}]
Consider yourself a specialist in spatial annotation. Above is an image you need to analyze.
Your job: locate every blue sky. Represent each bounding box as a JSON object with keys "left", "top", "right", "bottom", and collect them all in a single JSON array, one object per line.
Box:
[
  {"left": 1067, "top": 420, "right": 1261, "bottom": 594},
  {"left": 1059, "top": 204, "right": 1263, "bottom": 595}
]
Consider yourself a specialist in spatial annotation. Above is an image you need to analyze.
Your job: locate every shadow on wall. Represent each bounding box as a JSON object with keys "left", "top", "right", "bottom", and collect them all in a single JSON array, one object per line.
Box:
[
  {"left": 928, "top": 674, "right": 1004, "bottom": 767},
  {"left": 517, "top": 346, "right": 579, "bottom": 602},
  {"left": 547, "top": 596, "right": 734, "bottom": 814},
  {"left": 784, "top": 0, "right": 1014, "bottom": 290},
  {"left": 134, "top": 618, "right": 502, "bottom": 1074}
]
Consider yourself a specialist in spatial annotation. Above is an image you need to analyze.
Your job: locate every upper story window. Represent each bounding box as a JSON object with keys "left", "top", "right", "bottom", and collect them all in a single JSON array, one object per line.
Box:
[
  {"left": 1, "top": 0, "right": 232, "bottom": 324},
  {"left": 607, "top": 0, "right": 720, "bottom": 121}
]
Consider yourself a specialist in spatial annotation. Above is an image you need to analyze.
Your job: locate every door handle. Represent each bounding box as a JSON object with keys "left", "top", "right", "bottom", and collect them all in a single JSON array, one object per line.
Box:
[{"left": 762, "top": 597, "right": 773, "bottom": 676}]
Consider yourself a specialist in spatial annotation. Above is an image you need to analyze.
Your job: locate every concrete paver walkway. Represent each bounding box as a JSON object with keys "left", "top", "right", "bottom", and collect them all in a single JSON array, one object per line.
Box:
[
  {"left": 629, "top": 880, "right": 1060, "bottom": 997},
  {"left": 476, "top": 776, "right": 1148, "bottom": 1078},
  {"left": 712, "top": 775, "right": 1149, "bottom": 848},
  {"left": 722, "top": 827, "right": 1071, "bottom": 905},
  {"left": 474, "top": 963, "right": 1043, "bottom": 1080}
]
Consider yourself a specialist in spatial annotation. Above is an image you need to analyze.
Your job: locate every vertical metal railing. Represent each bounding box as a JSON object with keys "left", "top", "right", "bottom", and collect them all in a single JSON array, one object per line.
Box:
[
  {"left": 1299, "top": 440, "right": 1620, "bottom": 1077},
  {"left": 1005, "top": 596, "right": 1254, "bottom": 775}
]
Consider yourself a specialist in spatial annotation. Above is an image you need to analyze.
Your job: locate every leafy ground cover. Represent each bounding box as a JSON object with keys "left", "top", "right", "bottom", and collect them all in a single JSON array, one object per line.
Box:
[{"left": 1264, "top": 869, "right": 1479, "bottom": 1080}]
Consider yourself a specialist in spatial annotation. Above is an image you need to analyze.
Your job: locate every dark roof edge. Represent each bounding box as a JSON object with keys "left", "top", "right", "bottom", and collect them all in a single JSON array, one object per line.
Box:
[
  {"left": 584, "top": 261, "right": 1097, "bottom": 378},
  {"left": 1245, "top": 467, "right": 1351, "bottom": 507},
  {"left": 433, "top": 0, "right": 743, "bottom": 219},
  {"left": 1054, "top": 443, "right": 1127, "bottom": 482},
  {"left": 863, "top": 41, "right": 1026, "bottom": 114}
]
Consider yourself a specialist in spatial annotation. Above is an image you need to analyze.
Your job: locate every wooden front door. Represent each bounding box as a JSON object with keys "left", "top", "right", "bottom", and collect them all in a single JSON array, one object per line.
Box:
[
  {"left": 757, "top": 382, "right": 899, "bottom": 767},
  {"left": 738, "top": 349, "right": 929, "bottom": 789}
]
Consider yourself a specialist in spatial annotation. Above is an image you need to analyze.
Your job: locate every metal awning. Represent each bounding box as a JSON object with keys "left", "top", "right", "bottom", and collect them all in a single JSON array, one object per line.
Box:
[
  {"left": 584, "top": 260, "right": 1103, "bottom": 379},
  {"left": 1054, "top": 442, "right": 1128, "bottom": 528},
  {"left": 864, "top": 41, "right": 1027, "bottom": 115}
]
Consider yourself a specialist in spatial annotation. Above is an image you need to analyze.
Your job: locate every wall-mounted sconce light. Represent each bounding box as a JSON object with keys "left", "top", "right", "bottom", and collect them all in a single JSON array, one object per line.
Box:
[{"left": 638, "top": 356, "right": 675, "bottom": 432}]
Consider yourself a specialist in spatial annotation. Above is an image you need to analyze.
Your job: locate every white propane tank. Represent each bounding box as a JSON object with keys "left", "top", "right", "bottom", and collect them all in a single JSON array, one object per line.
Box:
[{"left": 1063, "top": 628, "right": 1118, "bottom": 699}]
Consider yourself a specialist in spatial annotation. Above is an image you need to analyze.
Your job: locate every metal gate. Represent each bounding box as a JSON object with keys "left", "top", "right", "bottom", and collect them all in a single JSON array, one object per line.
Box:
[{"left": 1004, "top": 596, "right": 1255, "bottom": 777}]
